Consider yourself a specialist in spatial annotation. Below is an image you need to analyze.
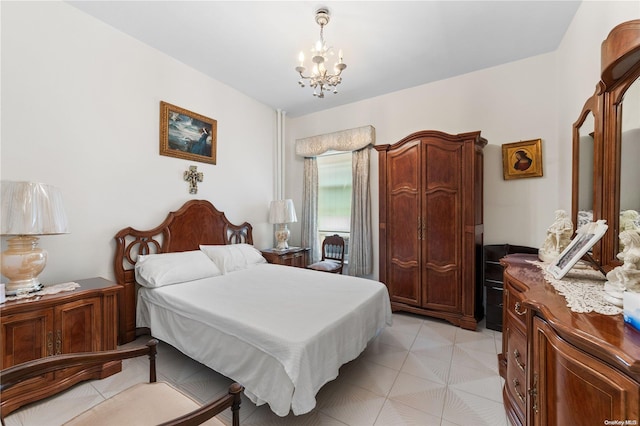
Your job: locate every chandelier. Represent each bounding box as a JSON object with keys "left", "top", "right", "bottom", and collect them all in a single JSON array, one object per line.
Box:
[{"left": 295, "top": 8, "right": 347, "bottom": 98}]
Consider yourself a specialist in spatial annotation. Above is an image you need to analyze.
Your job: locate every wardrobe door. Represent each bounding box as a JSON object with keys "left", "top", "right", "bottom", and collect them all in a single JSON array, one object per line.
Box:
[
  {"left": 386, "top": 140, "right": 421, "bottom": 306},
  {"left": 421, "top": 138, "right": 463, "bottom": 312}
]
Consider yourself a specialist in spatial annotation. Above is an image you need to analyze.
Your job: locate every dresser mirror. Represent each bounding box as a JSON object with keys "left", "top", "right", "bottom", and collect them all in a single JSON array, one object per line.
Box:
[
  {"left": 618, "top": 77, "right": 640, "bottom": 257},
  {"left": 572, "top": 99, "right": 597, "bottom": 232},
  {"left": 572, "top": 19, "right": 640, "bottom": 270}
]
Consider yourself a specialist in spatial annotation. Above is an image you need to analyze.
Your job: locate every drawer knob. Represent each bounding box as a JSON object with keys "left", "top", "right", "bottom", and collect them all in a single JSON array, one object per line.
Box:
[
  {"left": 513, "top": 349, "right": 526, "bottom": 371},
  {"left": 512, "top": 378, "right": 526, "bottom": 404},
  {"left": 47, "top": 331, "right": 53, "bottom": 357},
  {"left": 55, "top": 330, "right": 62, "bottom": 355},
  {"left": 514, "top": 301, "right": 527, "bottom": 316}
]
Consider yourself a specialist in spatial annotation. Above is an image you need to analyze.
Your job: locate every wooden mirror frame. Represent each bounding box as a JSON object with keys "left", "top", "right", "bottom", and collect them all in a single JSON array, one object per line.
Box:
[
  {"left": 572, "top": 84, "right": 603, "bottom": 263},
  {"left": 573, "top": 19, "right": 640, "bottom": 271}
]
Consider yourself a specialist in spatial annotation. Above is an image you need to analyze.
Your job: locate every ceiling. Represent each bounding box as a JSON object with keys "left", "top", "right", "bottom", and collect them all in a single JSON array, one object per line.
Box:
[{"left": 67, "top": 1, "right": 581, "bottom": 117}]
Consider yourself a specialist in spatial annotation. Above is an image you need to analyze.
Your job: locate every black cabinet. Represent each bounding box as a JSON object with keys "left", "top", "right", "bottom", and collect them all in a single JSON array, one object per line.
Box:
[{"left": 484, "top": 244, "right": 537, "bottom": 331}]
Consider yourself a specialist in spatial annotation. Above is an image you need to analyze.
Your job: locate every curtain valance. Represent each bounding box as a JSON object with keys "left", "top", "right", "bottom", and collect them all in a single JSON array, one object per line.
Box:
[{"left": 295, "top": 125, "right": 375, "bottom": 157}]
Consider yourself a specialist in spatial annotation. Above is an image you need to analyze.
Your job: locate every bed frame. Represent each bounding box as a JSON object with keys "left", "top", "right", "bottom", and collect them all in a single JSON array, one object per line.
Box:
[{"left": 114, "top": 200, "right": 253, "bottom": 344}]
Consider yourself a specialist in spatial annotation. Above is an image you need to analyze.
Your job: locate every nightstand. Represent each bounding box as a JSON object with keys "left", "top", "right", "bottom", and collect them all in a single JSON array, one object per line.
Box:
[
  {"left": 0, "top": 277, "right": 120, "bottom": 417},
  {"left": 261, "top": 247, "right": 309, "bottom": 268}
]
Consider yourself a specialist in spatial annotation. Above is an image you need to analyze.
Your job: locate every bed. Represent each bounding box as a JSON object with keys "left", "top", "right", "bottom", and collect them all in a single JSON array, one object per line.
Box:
[{"left": 113, "top": 200, "right": 392, "bottom": 416}]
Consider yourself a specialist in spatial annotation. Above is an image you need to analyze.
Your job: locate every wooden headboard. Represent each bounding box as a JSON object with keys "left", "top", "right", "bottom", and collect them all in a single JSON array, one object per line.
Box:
[{"left": 113, "top": 200, "right": 253, "bottom": 343}]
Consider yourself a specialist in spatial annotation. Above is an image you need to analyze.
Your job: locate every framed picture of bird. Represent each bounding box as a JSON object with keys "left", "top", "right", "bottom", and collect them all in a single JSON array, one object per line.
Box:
[{"left": 159, "top": 101, "right": 217, "bottom": 165}]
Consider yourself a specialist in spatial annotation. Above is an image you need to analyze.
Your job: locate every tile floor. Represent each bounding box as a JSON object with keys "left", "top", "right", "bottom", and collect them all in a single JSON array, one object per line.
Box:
[{"left": 4, "top": 313, "right": 508, "bottom": 426}]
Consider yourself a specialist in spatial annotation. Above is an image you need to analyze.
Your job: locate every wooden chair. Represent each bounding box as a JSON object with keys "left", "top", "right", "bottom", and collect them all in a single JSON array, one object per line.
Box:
[
  {"left": 307, "top": 234, "right": 346, "bottom": 274},
  {"left": 0, "top": 339, "right": 243, "bottom": 426}
]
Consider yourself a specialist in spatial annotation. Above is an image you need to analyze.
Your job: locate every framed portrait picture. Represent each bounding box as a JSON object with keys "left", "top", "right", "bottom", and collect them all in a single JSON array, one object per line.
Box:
[
  {"left": 547, "top": 220, "right": 608, "bottom": 280},
  {"left": 502, "top": 139, "right": 543, "bottom": 180},
  {"left": 159, "top": 101, "right": 217, "bottom": 165}
]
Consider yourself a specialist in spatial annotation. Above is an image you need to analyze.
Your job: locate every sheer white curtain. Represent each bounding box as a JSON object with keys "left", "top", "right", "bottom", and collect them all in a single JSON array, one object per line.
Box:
[{"left": 296, "top": 125, "right": 375, "bottom": 276}]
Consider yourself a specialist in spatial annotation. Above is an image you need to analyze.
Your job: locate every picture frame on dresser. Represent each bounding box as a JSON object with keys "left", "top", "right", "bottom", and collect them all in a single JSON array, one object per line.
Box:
[
  {"left": 159, "top": 101, "right": 217, "bottom": 165},
  {"left": 547, "top": 219, "right": 608, "bottom": 279}
]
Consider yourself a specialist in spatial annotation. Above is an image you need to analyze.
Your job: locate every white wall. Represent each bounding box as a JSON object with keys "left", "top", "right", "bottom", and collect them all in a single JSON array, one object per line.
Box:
[
  {"left": 285, "top": 1, "right": 639, "bottom": 280},
  {"left": 1, "top": 1, "right": 276, "bottom": 284}
]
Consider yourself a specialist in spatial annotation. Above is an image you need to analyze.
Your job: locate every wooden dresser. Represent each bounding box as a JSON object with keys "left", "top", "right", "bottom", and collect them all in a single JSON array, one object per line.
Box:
[
  {"left": 375, "top": 130, "right": 486, "bottom": 330},
  {"left": 0, "top": 277, "right": 120, "bottom": 416},
  {"left": 261, "top": 247, "right": 309, "bottom": 268},
  {"left": 499, "top": 255, "right": 640, "bottom": 426}
]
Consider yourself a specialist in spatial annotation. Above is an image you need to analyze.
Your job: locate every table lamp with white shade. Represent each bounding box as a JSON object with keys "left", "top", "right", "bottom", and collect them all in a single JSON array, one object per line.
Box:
[
  {"left": 1, "top": 181, "right": 69, "bottom": 295},
  {"left": 268, "top": 199, "right": 297, "bottom": 250}
]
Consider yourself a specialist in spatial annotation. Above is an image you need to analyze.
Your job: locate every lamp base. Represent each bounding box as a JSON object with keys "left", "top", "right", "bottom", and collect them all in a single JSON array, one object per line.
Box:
[
  {"left": 1, "top": 236, "right": 47, "bottom": 295},
  {"left": 274, "top": 224, "right": 290, "bottom": 250},
  {"left": 5, "top": 282, "right": 43, "bottom": 296}
]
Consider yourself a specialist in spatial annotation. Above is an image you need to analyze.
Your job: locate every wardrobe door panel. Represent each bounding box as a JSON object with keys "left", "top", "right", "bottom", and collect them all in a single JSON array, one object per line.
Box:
[
  {"left": 422, "top": 141, "right": 462, "bottom": 310},
  {"left": 387, "top": 141, "right": 421, "bottom": 305}
]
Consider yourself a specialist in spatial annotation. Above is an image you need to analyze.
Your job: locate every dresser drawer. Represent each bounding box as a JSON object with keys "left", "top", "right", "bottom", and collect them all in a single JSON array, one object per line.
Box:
[
  {"left": 505, "top": 325, "right": 527, "bottom": 420},
  {"left": 505, "top": 281, "right": 527, "bottom": 333}
]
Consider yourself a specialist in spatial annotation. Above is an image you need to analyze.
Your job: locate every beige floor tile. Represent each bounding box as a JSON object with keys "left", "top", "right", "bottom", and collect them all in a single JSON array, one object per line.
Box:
[
  {"left": 454, "top": 337, "right": 500, "bottom": 355},
  {"left": 360, "top": 339, "right": 409, "bottom": 371},
  {"left": 387, "top": 372, "right": 447, "bottom": 418},
  {"left": 374, "top": 399, "right": 442, "bottom": 425},
  {"left": 89, "top": 356, "right": 151, "bottom": 399},
  {"left": 447, "top": 368, "right": 504, "bottom": 403},
  {"left": 316, "top": 380, "right": 386, "bottom": 426},
  {"left": 4, "top": 381, "right": 104, "bottom": 426},
  {"left": 441, "top": 388, "right": 509, "bottom": 426},
  {"left": 337, "top": 358, "right": 400, "bottom": 397},
  {"left": 401, "top": 351, "right": 451, "bottom": 384},
  {"left": 243, "top": 403, "right": 348, "bottom": 425},
  {"left": 450, "top": 345, "right": 500, "bottom": 373},
  {"left": 376, "top": 327, "right": 418, "bottom": 350}
]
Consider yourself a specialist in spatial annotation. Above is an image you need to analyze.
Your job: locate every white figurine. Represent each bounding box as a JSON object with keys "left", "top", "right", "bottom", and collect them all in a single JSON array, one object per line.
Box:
[
  {"left": 539, "top": 210, "right": 574, "bottom": 263},
  {"left": 619, "top": 210, "right": 640, "bottom": 251},
  {"left": 604, "top": 230, "right": 640, "bottom": 306}
]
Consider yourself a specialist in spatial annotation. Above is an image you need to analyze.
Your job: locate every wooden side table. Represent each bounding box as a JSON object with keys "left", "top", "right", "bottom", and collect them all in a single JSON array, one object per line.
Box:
[
  {"left": 261, "top": 247, "right": 310, "bottom": 268},
  {"left": 0, "top": 277, "right": 120, "bottom": 416}
]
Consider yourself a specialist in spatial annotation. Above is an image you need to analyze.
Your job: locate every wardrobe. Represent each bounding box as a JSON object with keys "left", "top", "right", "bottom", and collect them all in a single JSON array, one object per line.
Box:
[{"left": 375, "top": 130, "right": 486, "bottom": 330}]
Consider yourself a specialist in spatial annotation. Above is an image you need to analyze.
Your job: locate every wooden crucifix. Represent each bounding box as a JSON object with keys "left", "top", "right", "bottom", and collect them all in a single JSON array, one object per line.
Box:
[{"left": 184, "top": 165, "right": 203, "bottom": 194}]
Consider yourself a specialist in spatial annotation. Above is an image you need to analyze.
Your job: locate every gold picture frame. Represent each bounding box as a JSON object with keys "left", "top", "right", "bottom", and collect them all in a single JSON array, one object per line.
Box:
[
  {"left": 160, "top": 101, "right": 217, "bottom": 165},
  {"left": 502, "top": 139, "right": 543, "bottom": 180}
]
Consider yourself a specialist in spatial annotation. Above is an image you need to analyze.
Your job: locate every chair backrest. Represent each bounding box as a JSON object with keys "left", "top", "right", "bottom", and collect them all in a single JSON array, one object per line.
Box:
[{"left": 321, "top": 234, "right": 345, "bottom": 264}]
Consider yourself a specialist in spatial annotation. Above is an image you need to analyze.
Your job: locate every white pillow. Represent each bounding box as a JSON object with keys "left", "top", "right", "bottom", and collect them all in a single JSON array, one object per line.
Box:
[
  {"left": 199, "top": 244, "right": 267, "bottom": 274},
  {"left": 135, "top": 250, "right": 221, "bottom": 288}
]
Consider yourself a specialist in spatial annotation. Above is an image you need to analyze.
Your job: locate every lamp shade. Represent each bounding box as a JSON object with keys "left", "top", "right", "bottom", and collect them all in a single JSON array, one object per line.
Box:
[
  {"left": 1, "top": 181, "right": 69, "bottom": 236},
  {"left": 268, "top": 199, "right": 297, "bottom": 224}
]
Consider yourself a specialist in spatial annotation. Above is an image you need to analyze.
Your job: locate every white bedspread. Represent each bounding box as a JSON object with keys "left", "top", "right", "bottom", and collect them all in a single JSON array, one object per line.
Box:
[{"left": 137, "top": 263, "right": 392, "bottom": 416}]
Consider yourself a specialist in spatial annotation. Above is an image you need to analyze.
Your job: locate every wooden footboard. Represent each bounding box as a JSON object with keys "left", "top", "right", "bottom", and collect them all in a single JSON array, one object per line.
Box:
[{"left": 113, "top": 200, "right": 253, "bottom": 344}]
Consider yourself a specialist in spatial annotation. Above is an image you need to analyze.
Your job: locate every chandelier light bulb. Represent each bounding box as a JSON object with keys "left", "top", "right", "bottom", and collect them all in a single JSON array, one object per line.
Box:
[{"left": 298, "top": 51, "right": 305, "bottom": 66}]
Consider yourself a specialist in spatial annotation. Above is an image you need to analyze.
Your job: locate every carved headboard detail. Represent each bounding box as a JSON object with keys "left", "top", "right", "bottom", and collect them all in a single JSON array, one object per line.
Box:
[{"left": 113, "top": 199, "right": 253, "bottom": 343}]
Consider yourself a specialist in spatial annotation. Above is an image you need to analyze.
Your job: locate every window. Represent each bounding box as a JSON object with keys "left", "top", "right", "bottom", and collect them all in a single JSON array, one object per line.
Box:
[{"left": 317, "top": 152, "right": 351, "bottom": 259}]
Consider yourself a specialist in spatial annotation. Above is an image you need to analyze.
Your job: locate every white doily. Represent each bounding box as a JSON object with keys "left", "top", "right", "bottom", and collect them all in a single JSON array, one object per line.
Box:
[
  {"left": 529, "top": 260, "right": 622, "bottom": 315},
  {"left": 5, "top": 282, "right": 80, "bottom": 302}
]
